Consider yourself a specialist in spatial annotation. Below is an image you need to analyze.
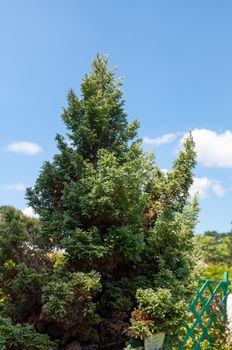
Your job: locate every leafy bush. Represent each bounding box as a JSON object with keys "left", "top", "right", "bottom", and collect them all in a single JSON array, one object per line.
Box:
[
  {"left": 0, "top": 317, "right": 55, "bottom": 350},
  {"left": 42, "top": 271, "right": 101, "bottom": 321},
  {"left": 131, "top": 288, "right": 187, "bottom": 337}
]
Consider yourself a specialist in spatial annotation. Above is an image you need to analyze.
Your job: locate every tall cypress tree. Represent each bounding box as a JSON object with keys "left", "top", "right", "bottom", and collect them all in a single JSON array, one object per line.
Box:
[
  {"left": 26, "top": 54, "right": 149, "bottom": 267},
  {"left": 18, "top": 54, "right": 199, "bottom": 349}
]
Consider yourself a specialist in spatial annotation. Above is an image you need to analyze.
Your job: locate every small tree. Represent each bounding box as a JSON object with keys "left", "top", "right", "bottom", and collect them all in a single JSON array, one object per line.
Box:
[{"left": 0, "top": 55, "right": 199, "bottom": 349}]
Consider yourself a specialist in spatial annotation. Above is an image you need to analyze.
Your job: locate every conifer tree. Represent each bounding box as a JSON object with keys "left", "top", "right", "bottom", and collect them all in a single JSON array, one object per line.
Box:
[
  {"left": 0, "top": 55, "right": 198, "bottom": 349},
  {"left": 26, "top": 55, "right": 147, "bottom": 267}
]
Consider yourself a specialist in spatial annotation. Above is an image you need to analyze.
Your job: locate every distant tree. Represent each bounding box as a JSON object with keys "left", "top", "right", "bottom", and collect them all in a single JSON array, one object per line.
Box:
[
  {"left": 0, "top": 55, "right": 199, "bottom": 349},
  {"left": 195, "top": 230, "right": 232, "bottom": 289},
  {"left": 196, "top": 230, "right": 232, "bottom": 265}
]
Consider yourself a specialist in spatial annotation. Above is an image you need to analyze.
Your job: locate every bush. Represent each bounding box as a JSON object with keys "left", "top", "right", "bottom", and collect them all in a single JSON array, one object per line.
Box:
[{"left": 0, "top": 317, "right": 55, "bottom": 350}]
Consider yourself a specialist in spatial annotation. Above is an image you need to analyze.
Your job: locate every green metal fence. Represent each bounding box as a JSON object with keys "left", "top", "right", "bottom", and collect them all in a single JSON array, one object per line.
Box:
[{"left": 176, "top": 272, "right": 229, "bottom": 349}]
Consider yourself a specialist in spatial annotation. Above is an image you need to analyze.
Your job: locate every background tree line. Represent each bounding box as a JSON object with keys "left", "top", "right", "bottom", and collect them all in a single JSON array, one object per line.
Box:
[{"left": 196, "top": 230, "right": 232, "bottom": 282}]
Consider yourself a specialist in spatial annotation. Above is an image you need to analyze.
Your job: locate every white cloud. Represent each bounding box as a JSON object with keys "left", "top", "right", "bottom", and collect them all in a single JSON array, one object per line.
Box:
[
  {"left": 211, "top": 183, "right": 226, "bottom": 197},
  {"left": 190, "top": 177, "right": 227, "bottom": 199},
  {"left": 6, "top": 141, "right": 43, "bottom": 155},
  {"left": 190, "top": 177, "right": 212, "bottom": 198},
  {"left": 143, "top": 133, "right": 178, "bottom": 146},
  {"left": 0, "top": 183, "right": 27, "bottom": 191},
  {"left": 23, "top": 207, "right": 39, "bottom": 218},
  {"left": 183, "top": 129, "right": 232, "bottom": 167}
]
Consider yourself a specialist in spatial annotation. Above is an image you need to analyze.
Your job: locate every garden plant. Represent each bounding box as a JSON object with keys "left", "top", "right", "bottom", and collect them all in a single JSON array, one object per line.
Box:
[{"left": 0, "top": 55, "right": 199, "bottom": 350}]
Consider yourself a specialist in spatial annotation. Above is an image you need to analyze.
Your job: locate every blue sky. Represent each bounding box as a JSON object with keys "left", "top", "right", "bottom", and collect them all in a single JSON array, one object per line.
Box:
[{"left": 0, "top": 0, "right": 232, "bottom": 233}]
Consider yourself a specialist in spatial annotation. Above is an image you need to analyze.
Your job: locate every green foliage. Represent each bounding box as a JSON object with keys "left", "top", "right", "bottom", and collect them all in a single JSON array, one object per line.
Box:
[
  {"left": 168, "top": 328, "right": 231, "bottom": 349},
  {"left": 131, "top": 288, "right": 187, "bottom": 337},
  {"left": 0, "top": 316, "right": 55, "bottom": 350},
  {"left": 202, "top": 263, "right": 232, "bottom": 283},
  {"left": 195, "top": 230, "right": 232, "bottom": 265},
  {"left": 101, "top": 277, "right": 133, "bottom": 312},
  {"left": 42, "top": 280, "right": 74, "bottom": 319},
  {"left": 10, "top": 263, "right": 48, "bottom": 294},
  {"left": 42, "top": 271, "right": 101, "bottom": 320},
  {"left": 0, "top": 206, "right": 40, "bottom": 264},
  {"left": 0, "top": 55, "right": 199, "bottom": 349},
  {"left": 196, "top": 230, "right": 232, "bottom": 290},
  {"left": 49, "top": 251, "right": 67, "bottom": 272}
]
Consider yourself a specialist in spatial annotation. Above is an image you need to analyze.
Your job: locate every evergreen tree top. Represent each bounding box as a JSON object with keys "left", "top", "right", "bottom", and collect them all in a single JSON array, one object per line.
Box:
[{"left": 60, "top": 54, "right": 139, "bottom": 166}]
